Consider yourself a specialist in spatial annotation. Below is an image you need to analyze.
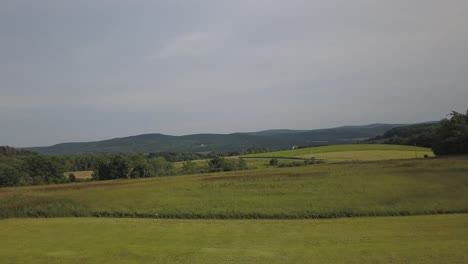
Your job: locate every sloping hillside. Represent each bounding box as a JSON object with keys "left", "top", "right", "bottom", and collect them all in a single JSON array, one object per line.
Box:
[{"left": 26, "top": 124, "right": 404, "bottom": 154}]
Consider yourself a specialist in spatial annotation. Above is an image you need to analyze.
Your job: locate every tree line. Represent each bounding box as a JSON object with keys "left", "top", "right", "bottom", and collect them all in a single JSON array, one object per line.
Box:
[
  {"left": 365, "top": 108, "right": 468, "bottom": 155},
  {"left": 0, "top": 148, "right": 250, "bottom": 187},
  {"left": 1, "top": 109, "right": 466, "bottom": 187}
]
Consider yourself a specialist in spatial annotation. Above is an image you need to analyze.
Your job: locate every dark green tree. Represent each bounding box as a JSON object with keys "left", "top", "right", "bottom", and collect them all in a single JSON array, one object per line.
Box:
[
  {"left": 0, "top": 164, "right": 26, "bottom": 186},
  {"left": 150, "top": 157, "right": 174, "bottom": 176},
  {"left": 68, "top": 173, "right": 77, "bottom": 182},
  {"left": 269, "top": 158, "right": 279, "bottom": 166},
  {"left": 432, "top": 109, "right": 468, "bottom": 155},
  {"left": 94, "top": 155, "right": 130, "bottom": 180},
  {"left": 181, "top": 160, "right": 198, "bottom": 174},
  {"left": 129, "top": 154, "right": 152, "bottom": 178},
  {"left": 23, "top": 155, "right": 65, "bottom": 184},
  {"left": 207, "top": 156, "right": 226, "bottom": 172}
]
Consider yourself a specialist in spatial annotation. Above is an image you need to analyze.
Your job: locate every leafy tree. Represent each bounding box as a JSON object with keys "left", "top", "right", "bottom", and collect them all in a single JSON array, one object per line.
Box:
[
  {"left": 129, "top": 154, "right": 152, "bottom": 178},
  {"left": 68, "top": 173, "right": 77, "bottom": 182},
  {"left": 238, "top": 158, "right": 248, "bottom": 170},
  {"left": 0, "top": 164, "right": 26, "bottom": 186},
  {"left": 150, "top": 157, "right": 174, "bottom": 176},
  {"left": 94, "top": 155, "right": 130, "bottom": 180},
  {"left": 181, "top": 160, "right": 198, "bottom": 174},
  {"left": 222, "top": 159, "right": 239, "bottom": 171},
  {"left": 207, "top": 156, "right": 226, "bottom": 172},
  {"left": 23, "top": 155, "right": 65, "bottom": 184},
  {"left": 207, "top": 156, "right": 244, "bottom": 172},
  {"left": 432, "top": 109, "right": 468, "bottom": 155}
]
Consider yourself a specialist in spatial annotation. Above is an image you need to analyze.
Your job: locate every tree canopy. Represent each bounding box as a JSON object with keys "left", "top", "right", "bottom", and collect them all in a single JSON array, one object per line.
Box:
[{"left": 432, "top": 109, "right": 468, "bottom": 155}]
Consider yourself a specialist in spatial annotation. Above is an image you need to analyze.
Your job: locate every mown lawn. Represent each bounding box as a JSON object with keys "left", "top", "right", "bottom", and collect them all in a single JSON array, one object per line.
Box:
[
  {"left": 1, "top": 156, "right": 467, "bottom": 219},
  {"left": 0, "top": 214, "right": 467, "bottom": 264}
]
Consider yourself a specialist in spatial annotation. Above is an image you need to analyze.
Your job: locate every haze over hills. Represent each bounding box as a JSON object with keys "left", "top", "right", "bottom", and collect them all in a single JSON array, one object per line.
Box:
[{"left": 25, "top": 123, "right": 407, "bottom": 154}]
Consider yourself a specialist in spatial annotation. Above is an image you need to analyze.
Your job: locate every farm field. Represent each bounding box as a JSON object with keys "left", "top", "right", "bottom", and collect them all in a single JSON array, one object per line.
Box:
[
  {"left": 242, "top": 144, "right": 434, "bottom": 162},
  {"left": 173, "top": 144, "right": 436, "bottom": 171},
  {"left": 1, "top": 156, "right": 467, "bottom": 219},
  {"left": 63, "top": 171, "right": 94, "bottom": 180},
  {"left": 0, "top": 214, "right": 467, "bottom": 264},
  {"left": 173, "top": 157, "right": 302, "bottom": 170}
]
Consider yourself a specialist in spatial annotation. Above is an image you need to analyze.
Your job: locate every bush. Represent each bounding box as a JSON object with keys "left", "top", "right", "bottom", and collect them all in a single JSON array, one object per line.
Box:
[
  {"left": 269, "top": 158, "right": 279, "bottom": 166},
  {"left": 277, "top": 162, "right": 304, "bottom": 168},
  {"left": 207, "top": 156, "right": 248, "bottom": 172},
  {"left": 68, "top": 173, "right": 76, "bottom": 182},
  {"left": 238, "top": 158, "right": 248, "bottom": 170}
]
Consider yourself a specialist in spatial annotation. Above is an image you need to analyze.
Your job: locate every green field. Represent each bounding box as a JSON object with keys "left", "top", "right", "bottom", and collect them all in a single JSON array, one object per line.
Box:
[
  {"left": 1, "top": 215, "right": 467, "bottom": 264},
  {"left": 243, "top": 144, "right": 434, "bottom": 162},
  {"left": 1, "top": 156, "right": 467, "bottom": 219},
  {"left": 2, "top": 147, "right": 467, "bottom": 263}
]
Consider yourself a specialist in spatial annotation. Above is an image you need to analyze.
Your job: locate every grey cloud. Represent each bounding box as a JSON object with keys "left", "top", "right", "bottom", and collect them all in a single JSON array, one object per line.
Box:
[{"left": 1, "top": 0, "right": 467, "bottom": 147}]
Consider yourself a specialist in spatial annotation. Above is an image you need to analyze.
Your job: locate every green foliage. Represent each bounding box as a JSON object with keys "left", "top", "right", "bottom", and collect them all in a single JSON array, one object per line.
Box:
[
  {"left": 95, "top": 155, "right": 130, "bottom": 180},
  {"left": 277, "top": 161, "right": 304, "bottom": 167},
  {"left": 147, "top": 152, "right": 216, "bottom": 162},
  {"left": 432, "top": 109, "right": 468, "bottom": 155},
  {"left": 129, "top": 154, "right": 152, "bottom": 178},
  {"left": 207, "top": 156, "right": 248, "bottom": 172},
  {"left": 0, "top": 146, "right": 36, "bottom": 156},
  {"left": 181, "top": 160, "right": 199, "bottom": 174},
  {"left": 149, "top": 157, "right": 174, "bottom": 176},
  {"left": 23, "top": 155, "right": 66, "bottom": 184},
  {"left": 207, "top": 156, "right": 226, "bottom": 172},
  {"left": 238, "top": 158, "right": 248, "bottom": 170},
  {"left": 269, "top": 158, "right": 279, "bottom": 166},
  {"left": 0, "top": 164, "right": 24, "bottom": 186},
  {"left": 304, "top": 158, "right": 322, "bottom": 165},
  {"left": 68, "top": 173, "right": 77, "bottom": 182},
  {"left": 367, "top": 123, "right": 438, "bottom": 147},
  {"left": 26, "top": 124, "right": 402, "bottom": 154}
]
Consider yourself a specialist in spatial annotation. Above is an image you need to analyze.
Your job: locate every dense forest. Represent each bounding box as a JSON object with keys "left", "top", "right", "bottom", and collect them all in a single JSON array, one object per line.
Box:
[
  {"left": 366, "top": 122, "right": 438, "bottom": 147},
  {"left": 367, "top": 109, "right": 468, "bottom": 155},
  {"left": 0, "top": 146, "right": 250, "bottom": 187},
  {"left": 26, "top": 124, "right": 401, "bottom": 154}
]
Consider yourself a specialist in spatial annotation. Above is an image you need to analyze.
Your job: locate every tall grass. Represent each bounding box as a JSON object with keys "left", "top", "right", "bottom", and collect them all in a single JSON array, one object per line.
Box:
[{"left": 1, "top": 156, "right": 467, "bottom": 219}]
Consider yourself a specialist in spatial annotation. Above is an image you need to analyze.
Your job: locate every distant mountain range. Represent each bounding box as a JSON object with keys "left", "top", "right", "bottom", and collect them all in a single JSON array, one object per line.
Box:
[{"left": 26, "top": 123, "right": 408, "bottom": 154}]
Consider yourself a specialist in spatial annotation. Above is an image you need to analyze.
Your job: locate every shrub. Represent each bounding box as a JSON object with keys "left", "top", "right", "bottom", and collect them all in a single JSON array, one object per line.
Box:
[
  {"left": 68, "top": 173, "right": 76, "bottom": 182},
  {"left": 269, "top": 158, "right": 279, "bottom": 166}
]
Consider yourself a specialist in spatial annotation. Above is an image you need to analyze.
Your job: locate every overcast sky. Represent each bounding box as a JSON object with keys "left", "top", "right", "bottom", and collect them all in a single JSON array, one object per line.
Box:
[{"left": 1, "top": 0, "right": 467, "bottom": 147}]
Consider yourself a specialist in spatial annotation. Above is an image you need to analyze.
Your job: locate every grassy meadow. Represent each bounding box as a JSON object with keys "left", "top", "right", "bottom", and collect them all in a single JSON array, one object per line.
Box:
[
  {"left": 173, "top": 144, "right": 436, "bottom": 170},
  {"left": 1, "top": 214, "right": 467, "bottom": 263},
  {"left": 1, "top": 156, "right": 467, "bottom": 219},
  {"left": 2, "top": 144, "right": 466, "bottom": 263},
  {"left": 242, "top": 144, "right": 434, "bottom": 162}
]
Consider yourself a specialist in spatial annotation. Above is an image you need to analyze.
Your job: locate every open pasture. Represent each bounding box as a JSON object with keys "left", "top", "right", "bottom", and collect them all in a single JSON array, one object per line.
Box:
[
  {"left": 0, "top": 214, "right": 467, "bottom": 264},
  {"left": 242, "top": 144, "right": 435, "bottom": 162},
  {"left": 1, "top": 156, "right": 466, "bottom": 219}
]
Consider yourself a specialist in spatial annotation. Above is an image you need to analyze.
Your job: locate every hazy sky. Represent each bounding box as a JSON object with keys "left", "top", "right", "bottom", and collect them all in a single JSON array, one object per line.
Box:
[{"left": 1, "top": 0, "right": 467, "bottom": 147}]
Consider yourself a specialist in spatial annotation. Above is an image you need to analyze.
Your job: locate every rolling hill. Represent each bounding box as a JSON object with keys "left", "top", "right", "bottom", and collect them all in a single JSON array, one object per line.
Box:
[{"left": 26, "top": 123, "right": 406, "bottom": 154}]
